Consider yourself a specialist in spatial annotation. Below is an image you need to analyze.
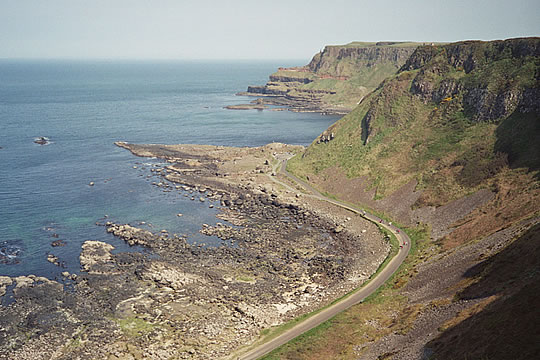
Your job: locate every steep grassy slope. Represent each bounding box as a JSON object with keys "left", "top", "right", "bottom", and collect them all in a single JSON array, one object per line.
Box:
[{"left": 289, "top": 38, "right": 540, "bottom": 206}]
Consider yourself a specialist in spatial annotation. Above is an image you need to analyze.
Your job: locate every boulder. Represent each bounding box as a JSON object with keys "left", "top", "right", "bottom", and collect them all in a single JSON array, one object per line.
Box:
[
  {"left": 0, "top": 276, "right": 12, "bottom": 297},
  {"left": 80, "top": 240, "right": 115, "bottom": 273}
]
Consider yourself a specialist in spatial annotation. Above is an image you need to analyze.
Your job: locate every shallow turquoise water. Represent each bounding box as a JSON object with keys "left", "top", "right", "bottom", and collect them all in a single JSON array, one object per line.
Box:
[{"left": 0, "top": 60, "right": 339, "bottom": 278}]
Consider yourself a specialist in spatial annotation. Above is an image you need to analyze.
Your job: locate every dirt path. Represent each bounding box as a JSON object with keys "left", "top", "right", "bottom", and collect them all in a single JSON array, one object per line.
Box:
[{"left": 238, "top": 158, "right": 411, "bottom": 360}]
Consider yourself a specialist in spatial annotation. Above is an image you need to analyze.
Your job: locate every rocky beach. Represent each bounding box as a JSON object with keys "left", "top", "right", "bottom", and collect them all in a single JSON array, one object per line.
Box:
[{"left": 0, "top": 142, "right": 391, "bottom": 359}]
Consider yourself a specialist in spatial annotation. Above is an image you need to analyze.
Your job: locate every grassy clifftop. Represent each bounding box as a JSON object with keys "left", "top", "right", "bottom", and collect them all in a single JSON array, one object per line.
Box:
[{"left": 334, "top": 41, "right": 423, "bottom": 48}]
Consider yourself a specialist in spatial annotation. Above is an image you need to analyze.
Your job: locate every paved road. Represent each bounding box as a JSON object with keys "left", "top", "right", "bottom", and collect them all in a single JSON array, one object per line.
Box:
[{"left": 238, "top": 157, "right": 411, "bottom": 360}]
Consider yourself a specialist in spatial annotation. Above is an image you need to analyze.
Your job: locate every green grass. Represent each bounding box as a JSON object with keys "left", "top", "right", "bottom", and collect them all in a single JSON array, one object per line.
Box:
[
  {"left": 287, "top": 79, "right": 430, "bottom": 198},
  {"left": 271, "top": 70, "right": 316, "bottom": 80},
  {"left": 59, "top": 326, "right": 87, "bottom": 355},
  {"left": 261, "top": 319, "right": 335, "bottom": 360},
  {"left": 290, "top": 40, "right": 539, "bottom": 205},
  {"left": 114, "top": 317, "right": 156, "bottom": 337}
]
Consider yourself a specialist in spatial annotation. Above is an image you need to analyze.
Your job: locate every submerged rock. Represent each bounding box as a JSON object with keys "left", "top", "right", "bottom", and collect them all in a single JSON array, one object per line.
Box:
[
  {"left": 47, "top": 254, "right": 60, "bottom": 266},
  {"left": 50, "top": 239, "right": 66, "bottom": 247}
]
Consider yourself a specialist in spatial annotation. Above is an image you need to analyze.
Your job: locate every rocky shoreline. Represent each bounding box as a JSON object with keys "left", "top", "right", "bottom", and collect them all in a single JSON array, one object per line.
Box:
[
  {"left": 0, "top": 142, "right": 390, "bottom": 359},
  {"left": 234, "top": 87, "right": 349, "bottom": 115}
]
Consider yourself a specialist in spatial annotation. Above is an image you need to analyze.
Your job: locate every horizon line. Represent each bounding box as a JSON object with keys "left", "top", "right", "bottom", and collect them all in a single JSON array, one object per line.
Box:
[
  {"left": 2, "top": 36, "right": 538, "bottom": 62},
  {"left": 0, "top": 57, "right": 311, "bottom": 62}
]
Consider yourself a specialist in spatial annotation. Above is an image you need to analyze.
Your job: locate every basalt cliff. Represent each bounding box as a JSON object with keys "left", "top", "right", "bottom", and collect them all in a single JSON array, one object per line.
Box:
[{"left": 232, "top": 42, "right": 420, "bottom": 114}]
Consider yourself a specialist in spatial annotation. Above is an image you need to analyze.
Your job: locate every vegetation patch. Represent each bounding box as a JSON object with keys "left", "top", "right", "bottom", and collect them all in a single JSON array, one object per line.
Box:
[{"left": 114, "top": 317, "right": 156, "bottom": 338}]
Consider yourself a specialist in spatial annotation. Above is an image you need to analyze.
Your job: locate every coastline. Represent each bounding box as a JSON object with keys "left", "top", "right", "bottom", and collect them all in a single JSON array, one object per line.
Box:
[{"left": 0, "top": 141, "right": 391, "bottom": 359}]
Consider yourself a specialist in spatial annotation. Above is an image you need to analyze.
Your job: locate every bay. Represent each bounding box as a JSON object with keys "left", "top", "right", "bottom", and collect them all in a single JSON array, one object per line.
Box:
[{"left": 0, "top": 60, "right": 338, "bottom": 278}]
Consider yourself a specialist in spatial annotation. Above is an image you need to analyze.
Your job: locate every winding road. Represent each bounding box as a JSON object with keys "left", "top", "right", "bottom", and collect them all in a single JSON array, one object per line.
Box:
[{"left": 238, "top": 155, "right": 411, "bottom": 360}]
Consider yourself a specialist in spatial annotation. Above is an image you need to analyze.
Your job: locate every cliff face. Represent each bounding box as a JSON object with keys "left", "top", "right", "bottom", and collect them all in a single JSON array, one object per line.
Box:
[
  {"left": 234, "top": 42, "right": 421, "bottom": 114},
  {"left": 402, "top": 38, "right": 540, "bottom": 73},
  {"left": 307, "top": 44, "right": 417, "bottom": 77},
  {"left": 402, "top": 38, "right": 540, "bottom": 122}
]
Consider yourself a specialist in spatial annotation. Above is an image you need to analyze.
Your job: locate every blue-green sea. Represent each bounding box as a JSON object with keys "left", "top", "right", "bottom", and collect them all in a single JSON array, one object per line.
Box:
[{"left": 0, "top": 60, "right": 339, "bottom": 279}]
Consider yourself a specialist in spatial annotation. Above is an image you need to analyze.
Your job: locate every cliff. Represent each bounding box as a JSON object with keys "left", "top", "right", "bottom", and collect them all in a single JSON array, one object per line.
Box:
[
  {"left": 291, "top": 37, "right": 539, "bottom": 203},
  {"left": 402, "top": 38, "right": 540, "bottom": 122},
  {"left": 307, "top": 42, "right": 418, "bottom": 77},
  {"left": 234, "top": 42, "right": 420, "bottom": 114},
  {"left": 279, "top": 37, "right": 540, "bottom": 359}
]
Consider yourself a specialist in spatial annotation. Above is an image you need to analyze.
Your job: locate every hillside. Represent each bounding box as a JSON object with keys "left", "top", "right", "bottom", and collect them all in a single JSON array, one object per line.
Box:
[
  {"left": 234, "top": 42, "right": 419, "bottom": 114},
  {"left": 270, "top": 38, "right": 540, "bottom": 359},
  {"left": 289, "top": 38, "right": 539, "bottom": 210}
]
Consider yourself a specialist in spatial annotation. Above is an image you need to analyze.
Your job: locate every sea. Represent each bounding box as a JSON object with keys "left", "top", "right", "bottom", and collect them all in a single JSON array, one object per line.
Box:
[{"left": 0, "top": 60, "right": 339, "bottom": 280}]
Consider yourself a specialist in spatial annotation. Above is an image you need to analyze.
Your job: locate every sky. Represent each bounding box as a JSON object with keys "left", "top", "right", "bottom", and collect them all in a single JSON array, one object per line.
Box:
[{"left": 1, "top": 0, "right": 539, "bottom": 60}]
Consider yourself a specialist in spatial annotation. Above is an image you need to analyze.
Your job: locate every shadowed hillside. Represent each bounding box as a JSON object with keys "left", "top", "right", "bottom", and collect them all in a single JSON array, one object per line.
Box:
[{"left": 427, "top": 224, "right": 540, "bottom": 359}]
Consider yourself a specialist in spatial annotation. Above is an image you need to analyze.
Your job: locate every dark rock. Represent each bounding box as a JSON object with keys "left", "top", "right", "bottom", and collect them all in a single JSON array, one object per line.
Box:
[
  {"left": 51, "top": 240, "right": 66, "bottom": 247},
  {"left": 34, "top": 137, "right": 50, "bottom": 145}
]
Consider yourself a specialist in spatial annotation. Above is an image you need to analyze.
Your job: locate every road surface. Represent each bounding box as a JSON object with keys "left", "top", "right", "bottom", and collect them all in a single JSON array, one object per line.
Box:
[{"left": 238, "top": 156, "right": 411, "bottom": 360}]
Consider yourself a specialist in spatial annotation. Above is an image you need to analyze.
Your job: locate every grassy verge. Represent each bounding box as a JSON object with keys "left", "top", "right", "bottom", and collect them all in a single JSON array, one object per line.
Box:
[{"left": 260, "top": 223, "right": 429, "bottom": 359}]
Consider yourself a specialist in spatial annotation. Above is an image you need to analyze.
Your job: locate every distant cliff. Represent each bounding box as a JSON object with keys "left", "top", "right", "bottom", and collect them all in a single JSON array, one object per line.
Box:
[
  {"left": 307, "top": 42, "right": 417, "bottom": 77},
  {"left": 234, "top": 42, "right": 420, "bottom": 114}
]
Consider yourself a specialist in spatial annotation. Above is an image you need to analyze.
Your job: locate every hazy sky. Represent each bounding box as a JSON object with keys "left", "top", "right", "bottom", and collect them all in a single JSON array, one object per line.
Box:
[{"left": 1, "top": 0, "right": 539, "bottom": 60}]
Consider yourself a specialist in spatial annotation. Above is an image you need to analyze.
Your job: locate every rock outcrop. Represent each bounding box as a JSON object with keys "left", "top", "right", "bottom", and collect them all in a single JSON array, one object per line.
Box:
[
  {"left": 80, "top": 240, "right": 116, "bottom": 274},
  {"left": 0, "top": 276, "right": 12, "bottom": 297},
  {"left": 106, "top": 223, "right": 154, "bottom": 246},
  {"left": 402, "top": 38, "right": 540, "bottom": 122}
]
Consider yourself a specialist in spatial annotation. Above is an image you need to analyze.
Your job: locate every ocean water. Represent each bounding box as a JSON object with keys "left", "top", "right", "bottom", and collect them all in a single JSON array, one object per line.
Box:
[{"left": 0, "top": 60, "right": 339, "bottom": 279}]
